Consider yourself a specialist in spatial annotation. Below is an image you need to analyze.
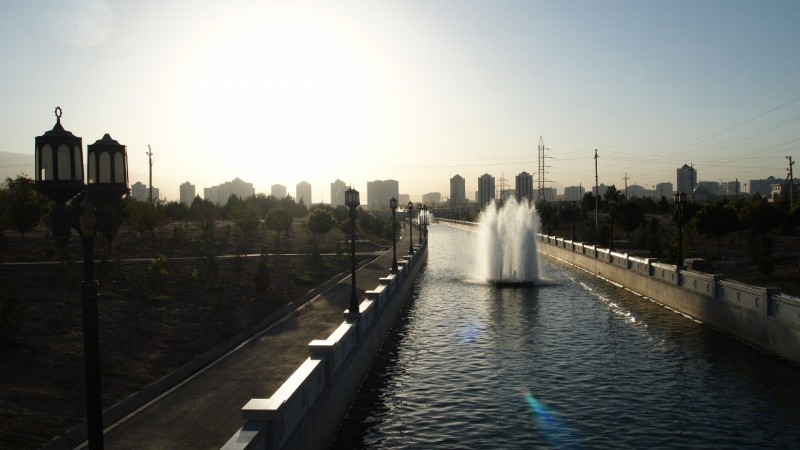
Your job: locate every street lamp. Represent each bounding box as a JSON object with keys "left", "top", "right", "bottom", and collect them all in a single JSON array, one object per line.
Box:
[
  {"left": 34, "top": 107, "right": 129, "bottom": 450},
  {"left": 389, "top": 197, "right": 398, "bottom": 273},
  {"left": 422, "top": 205, "right": 428, "bottom": 241},
  {"left": 345, "top": 187, "right": 360, "bottom": 317},
  {"left": 407, "top": 201, "right": 414, "bottom": 254},
  {"left": 674, "top": 192, "right": 688, "bottom": 270},
  {"left": 417, "top": 203, "right": 423, "bottom": 244}
]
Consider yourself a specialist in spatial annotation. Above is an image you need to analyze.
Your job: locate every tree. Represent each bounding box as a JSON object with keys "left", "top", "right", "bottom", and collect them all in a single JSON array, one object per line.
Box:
[
  {"left": 265, "top": 208, "right": 293, "bottom": 252},
  {"left": 4, "top": 175, "right": 49, "bottom": 241},
  {"left": 581, "top": 191, "right": 595, "bottom": 213},
  {"left": 231, "top": 202, "right": 262, "bottom": 257},
  {"left": 613, "top": 199, "right": 645, "bottom": 237},
  {"left": 306, "top": 207, "right": 336, "bottom": 259},
  {"left": 692, "top": 202, "right": 740, "bottom": 257},
  {"left": 127, "top": 198, "right": 164, "bottom": 249}
]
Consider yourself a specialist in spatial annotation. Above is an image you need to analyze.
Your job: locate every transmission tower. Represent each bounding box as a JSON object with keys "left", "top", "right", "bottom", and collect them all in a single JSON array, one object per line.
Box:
[
  {"left": 498, "top": 171, "right": 508, "bottom": 201},
  {"left": 147, "top": 145, "right": 154, "bottom": 203},
  {"left": 537, "top": 136, "right": 552, "bottom": 201}
]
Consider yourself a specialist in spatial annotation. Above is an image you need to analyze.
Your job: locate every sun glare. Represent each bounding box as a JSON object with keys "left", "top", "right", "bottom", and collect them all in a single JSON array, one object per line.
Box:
[{"left": 188, "top": 7, "right": 378, "bottom": 185}]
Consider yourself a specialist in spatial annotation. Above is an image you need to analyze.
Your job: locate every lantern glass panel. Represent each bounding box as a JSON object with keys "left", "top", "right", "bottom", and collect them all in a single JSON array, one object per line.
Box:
[
  {"left": 57, "top": 144, "right": 72, "bottom": 180},
  {"left": 88, "top": 153, "right": 96, "bottom": 184},
  {"left": 73, "top": 145, "right": 82, "bottom": 182},
  {"left": 99, "top": 152, "right": 111, "bottom": 183},
  {"left": 114, "top": 153, "right": 126, "bottom": 184},
  {"left": 41, "top": 144, "right": 54, "bottom": 181}
]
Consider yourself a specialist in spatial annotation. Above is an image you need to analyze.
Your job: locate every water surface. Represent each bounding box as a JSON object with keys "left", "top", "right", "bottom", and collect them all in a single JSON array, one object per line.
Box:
[{"left": 334, "top": 224, "right": 800, "bottom": 448}]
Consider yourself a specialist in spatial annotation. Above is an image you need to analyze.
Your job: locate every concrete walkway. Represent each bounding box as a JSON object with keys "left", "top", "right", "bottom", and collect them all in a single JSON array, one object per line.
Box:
[{"left": 100, "top": 243, "right": 402, "bottom": 449}]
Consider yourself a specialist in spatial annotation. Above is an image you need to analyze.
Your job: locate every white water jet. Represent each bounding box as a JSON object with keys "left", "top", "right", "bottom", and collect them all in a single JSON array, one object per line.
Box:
[{"left": 476, "top": 198, "right": 541, "bottom": 284}]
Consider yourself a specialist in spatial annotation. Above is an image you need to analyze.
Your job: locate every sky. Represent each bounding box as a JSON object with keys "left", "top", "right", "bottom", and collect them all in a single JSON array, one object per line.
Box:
[{"left": 1, "top": 0, "right": 799, "bottom": 203}]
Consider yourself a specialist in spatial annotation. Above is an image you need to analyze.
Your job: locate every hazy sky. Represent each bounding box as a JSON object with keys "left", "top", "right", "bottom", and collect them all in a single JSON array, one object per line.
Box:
[{"left": 1, "top": 0, "right": 799, "bottom": 202}]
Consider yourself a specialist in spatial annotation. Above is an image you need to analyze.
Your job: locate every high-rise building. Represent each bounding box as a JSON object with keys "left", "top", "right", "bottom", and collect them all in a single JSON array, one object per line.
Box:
[
  {"left": 478, "top": 173, "right": 495, "bottom": 208},
  {"left": 203, "top": 177, "right": 255, "bottom": 206},
  {"left": 422, "top": 192, "right": 441, "bottom": 206},
  {"left": 399, "top": 194, "right": 410, "bottom": 206},
  {"left": 515, "top": 171, "right": 534, "bottom": 203},
  {"left": 366, "top": 179, "right": 400, "bottom": 211},
  {"left": 296, "top": 181, "right": 312, "bottom": 205},
  {"left": 533, "top": 187, "right": 556, "bottom": 202},
  {"left": 271, "top": 184, "right": 287, "bottom": 199},
  {"left": 655, "top": 182, "right": 673, "bottom": 200},
  {"left": 449, "top": 174, "right": 467, "bottom": 207},
  {"left": 131, "top": 181, "right": 159, "bottom": 202},
  {"left": 697, "top": 181, "right": 720, "bottom": 197},
  {"left": 720, "top": 180, "right": 740, "bottom": 197},
  {"left": 564, "top": 185, "right": 585, "bottom": 202},
  {"left": 330, "top": 179, "right": 348, "bottom": 207},
  {"left": 676, "top": 164, "right": 697, "bottom": 196},
  {"left": 179, "top": 181, "right": 195, "bottom": 206},
  {"left": 749, "top": 176, "right": 779, "bottom": 197}
]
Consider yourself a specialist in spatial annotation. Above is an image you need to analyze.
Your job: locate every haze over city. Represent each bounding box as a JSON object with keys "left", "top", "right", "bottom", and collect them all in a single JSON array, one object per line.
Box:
[{"left": 1, "top": 0, "right": 799, "bottom": 202}]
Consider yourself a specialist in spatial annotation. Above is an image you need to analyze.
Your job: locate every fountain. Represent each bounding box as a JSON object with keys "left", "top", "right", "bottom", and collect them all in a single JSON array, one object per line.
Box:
[{"left": 476, "top": 198, "right": 540, "bottom": 286}]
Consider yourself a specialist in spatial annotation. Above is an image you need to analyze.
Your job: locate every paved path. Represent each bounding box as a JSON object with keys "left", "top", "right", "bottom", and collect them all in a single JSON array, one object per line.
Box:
[{"left": 100, "top": 243, "right": 401, "bottom": 449}]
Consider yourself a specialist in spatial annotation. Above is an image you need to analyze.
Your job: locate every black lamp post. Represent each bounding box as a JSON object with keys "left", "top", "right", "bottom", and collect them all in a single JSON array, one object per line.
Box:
[
  {"left": 422, "top": 205, "right": 428, "bottom": 241},
  {"left": 345, "top": 187, "right": 360, "bottom": 316},
  {"left": 417, "top": 203, "right": 423, "bottom": 244},
  {"left": 390, "top": 197, "right": 398, "bottom": 272},
  {"left": 674, "top": 192, "right": 687, "bottom": 270},
  {"left": 407, "top": 201, "right": 414, "bottom": 254},
  {"left": 35, "top": 107, "right": 129, "bottom": 450}
]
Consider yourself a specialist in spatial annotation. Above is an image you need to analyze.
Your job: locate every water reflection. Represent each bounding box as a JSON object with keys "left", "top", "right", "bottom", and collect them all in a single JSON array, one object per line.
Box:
[{"left": 333, "top": 224, "right": 800, "bottom": 449}]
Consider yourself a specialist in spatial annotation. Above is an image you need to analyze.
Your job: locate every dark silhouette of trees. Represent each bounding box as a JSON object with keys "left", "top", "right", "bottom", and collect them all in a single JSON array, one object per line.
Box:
[
  {"left": 306, "top": 207, "right": 336, "bottom": 259},
  {"left": 692, "top": 201, "right": 740, "bottom": 257},
  {"left": 3, "top": 175, "right": 48, "bottom": 242},
  {"left": 613, "top": 199, "right": 645, "bottom": 236},
  {"left": 265, "top": 208, "right": 292, "bottom": 252},
  {"left": 231, "top": 202, "right": 262, "bottom": 257}
]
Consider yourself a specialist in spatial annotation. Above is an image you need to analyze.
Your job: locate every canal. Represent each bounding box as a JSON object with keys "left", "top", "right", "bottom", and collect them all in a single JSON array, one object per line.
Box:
[{"left": 333, "top": 222, "right": 800, "bottom": 448}]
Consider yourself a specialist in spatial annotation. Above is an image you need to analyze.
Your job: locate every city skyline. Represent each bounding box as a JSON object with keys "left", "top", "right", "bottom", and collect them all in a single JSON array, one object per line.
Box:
[{"left": 1, "top": 1, "right": 799, "bottom": 201}]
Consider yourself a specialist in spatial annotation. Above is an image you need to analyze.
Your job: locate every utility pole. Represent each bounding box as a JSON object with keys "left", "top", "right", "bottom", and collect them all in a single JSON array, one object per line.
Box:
[
  {"left": 147, "top": 145, "right": 154, "bottom": 203},
  {"left": 787, "top": 156, "right": 795, "bottom": 207},
  {"left": 623, "top": 173, "right": 629, "bottom": 198},
  {"left": 594, "top": 149, "right": 599, "bottom": 228}
]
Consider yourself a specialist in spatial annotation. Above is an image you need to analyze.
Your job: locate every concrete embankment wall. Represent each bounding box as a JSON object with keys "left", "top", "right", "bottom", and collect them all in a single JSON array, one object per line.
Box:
[
  {"left": 537, "top": 234, "right": 800, "bottom": 365},
  {"left": 222, "top": 240, "right": 428, "bottom": 450}
]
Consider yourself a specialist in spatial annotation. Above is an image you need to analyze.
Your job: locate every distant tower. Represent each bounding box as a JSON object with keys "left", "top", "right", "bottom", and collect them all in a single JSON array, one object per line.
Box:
[
  {"left": 296, "top": 181, "right": 312, "bottom": 205},
  {"left": 478, "top": 173, "right": 496, "bottom": 208},
  {"left": 537, "top": 136, "right": 551, "bottom": 200},
  {"left": 179, "top": 181, "right": 195, "bottom": 206},
  {"left": 449, "top": 174, "right": 466, "bottom": 207},
  {"left": 271, "top": 184, "right": 287, "bottom": 199},
  {"left": 330, "top": 179, "right": 347, "bottom": 207},
  {"left": 515, "top": 171, "right": 533, "bottom": 204},
  {"left": 676, "top": 164, "right": 697, "bottom": 197}
]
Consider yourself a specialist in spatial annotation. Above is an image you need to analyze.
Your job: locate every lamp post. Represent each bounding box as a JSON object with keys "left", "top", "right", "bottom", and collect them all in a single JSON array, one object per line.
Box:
[
  {"left": 407, "top": 201, "right": 414, "bottom": 254},
  {"left": 35, "top": 107, "right": 129, "bottom": 450},
  {"left": 390, "top": 197, "right": 398, "bottom": 272},
  {"left": 422, "top": 205, "right": 428, "bottom": 241},
  {"left": 417, "top": 203, "right": 423, "bottom": 244},
  {"left": 345, "top": 187, "right": 360, "bottom": 317},
  {"left": 674, "top": 192, "right": 687, "bottom": 270}
]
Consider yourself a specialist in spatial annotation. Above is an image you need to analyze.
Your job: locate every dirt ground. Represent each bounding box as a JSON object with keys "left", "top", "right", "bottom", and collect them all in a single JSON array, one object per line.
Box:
[
  {"left": 2, "top": 214, "right": 798, "bottom": 449},
  {"left": 0, "top": 220, "right": 380, "bottom": 449}
]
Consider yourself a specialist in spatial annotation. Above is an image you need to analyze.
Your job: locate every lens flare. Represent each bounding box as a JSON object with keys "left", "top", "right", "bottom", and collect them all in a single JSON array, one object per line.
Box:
[{"left": 519, "top": 387, "right": 580, "bottom": 448}]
